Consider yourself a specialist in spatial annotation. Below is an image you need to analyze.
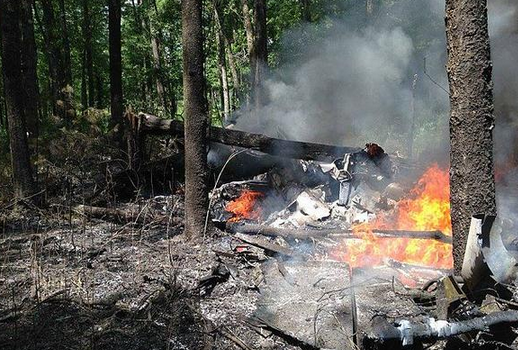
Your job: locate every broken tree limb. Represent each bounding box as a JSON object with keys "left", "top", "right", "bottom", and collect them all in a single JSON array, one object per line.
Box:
[
  {"left": 235, "top": 233, "right": 294, "bottom": 257},
  {"left": 137, "top": 112, "right": 361, "bottom": 161},
  {"left": 226, "top": 223, "right": 452, "bottom": 244}
]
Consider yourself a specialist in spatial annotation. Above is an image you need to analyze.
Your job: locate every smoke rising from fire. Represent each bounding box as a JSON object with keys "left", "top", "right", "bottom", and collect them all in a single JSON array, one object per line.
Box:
[
  {"left": 234, "top": 0, "right": 450, "bottom": 158},
  {"left": 489, "top": 0, "right": 518, "bottom": 226},
  {"left": 237, "top": 26, "right": 414, "bottom": 148},
  {"left": 233, "top": 0, "right": 518, "bottom": 220}
]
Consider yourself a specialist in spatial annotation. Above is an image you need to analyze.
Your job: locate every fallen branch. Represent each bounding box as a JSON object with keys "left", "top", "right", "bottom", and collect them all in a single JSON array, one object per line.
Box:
[
  {"left": 235, "top": 233, "right": 294, "bottom": 257},
  {"left": 218, "top": 327, "right": 254, "bottom": 350},
  {"left": 138, "top": 113, "right": 361, "bottom": 161},
  {"left": 248, "top": 316, "right": 321, "bottom": 350},
  {"left": 226, "top": 223, "right": 452, "bottom": 244}
]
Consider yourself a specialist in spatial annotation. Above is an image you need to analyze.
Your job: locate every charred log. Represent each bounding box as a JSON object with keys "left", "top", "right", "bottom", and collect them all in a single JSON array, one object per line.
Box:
[
  {"left": 226, "top": 223, "right": 453, "bottom": 244},
  {"left": 138, "top": 113, "right": 361, "bottom": 161},
  {"left": 235, "top": 233, "right": 294, "bottom": 257}
]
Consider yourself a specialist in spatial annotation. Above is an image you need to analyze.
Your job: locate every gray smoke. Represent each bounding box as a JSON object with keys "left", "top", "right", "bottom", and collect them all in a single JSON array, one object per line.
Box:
[
  {"left": 235, "top": 0, "right": 450, "bottom": 159},
  {"left": 490, "top": 0, "right": 518, "bottom": 164},
  {"left": 237, "top": 26, "right": 414, "bottom": 148},
  {"left": 488, "top": 0, "right": 518, "bottom": 218},
  {"left": 234, "top": 0, "right": 518, "bottom": 171}
]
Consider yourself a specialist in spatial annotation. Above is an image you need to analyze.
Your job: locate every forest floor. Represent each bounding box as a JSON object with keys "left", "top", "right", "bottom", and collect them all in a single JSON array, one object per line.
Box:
[
  {"left": 0, "top": 150, "right": 516, "bottom": 349},
  {"left": 0, "top": 194, "right": 311, "bottom": 350}
]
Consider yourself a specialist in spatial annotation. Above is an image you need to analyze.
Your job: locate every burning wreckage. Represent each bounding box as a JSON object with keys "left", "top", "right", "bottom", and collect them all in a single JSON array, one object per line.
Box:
[{"left": 137, "top": 113, "right": 518, "bottom": 349}]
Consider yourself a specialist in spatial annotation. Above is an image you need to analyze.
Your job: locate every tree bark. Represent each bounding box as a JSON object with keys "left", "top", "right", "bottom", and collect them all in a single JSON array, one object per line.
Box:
[
  {"left": 109, "top": 0, "right": 124, "bottom": 140},
  {"left": 226, "top": 42, "right": 240, "bottom": 106},
  {"left": 150, "top": 35, "right": 168, "bottom": 114},
  {"left": 445, "top": 0, "right": 496, "bottom": 273},
  {"left": 20, "top": 0, "right": 40, "bottom": 140},
  {"left": 40, "top": 0, "right": 62, "bottom": 116},
  {"left": 0, "top": 0, "right": 38, "bottom": 198},
  {"left": 366, "top": 0, "right": 375, "bottom": 18},
  {"left": 241, "top": 0, "right": 254, "bottom": 59},
  {"left": 148, "top": 1, "right": 170, "bottom": 116},
  {"left": 58, "top": 0, "right": 72, "bottom": 86},
  {"left": 81, "top": 49, "right": 87, "bottom": 109},
  {"left": 213, "top": 3, "right": 230, "bottom": 123},
  {"left": 82, "top": 0, "right": 95, "bottom": 108},
  {"left": 182, "top": 0, "right": 209, "bottom": 238},
  {"left": 301, "top": 0, "right": 311, "bottom": 22},
  {"left": 251, "top": 0, "right": 267, "bottom": 109}
]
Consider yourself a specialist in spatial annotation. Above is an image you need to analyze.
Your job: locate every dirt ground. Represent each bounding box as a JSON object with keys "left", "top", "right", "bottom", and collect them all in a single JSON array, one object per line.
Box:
[
  {"left": 0, "top": 195, "right": 309, "bottom": 350},
  {"left": 2, "top": 194, "right": 517, "bottom": 350}
]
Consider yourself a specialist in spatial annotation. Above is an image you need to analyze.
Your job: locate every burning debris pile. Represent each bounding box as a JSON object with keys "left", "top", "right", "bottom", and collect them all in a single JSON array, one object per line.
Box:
[
  {"left": 211, "top": 144, "right": 452, "bottom": 273},
  {"left": 204, "top": 142, "right": 518, "bottom": 349}
]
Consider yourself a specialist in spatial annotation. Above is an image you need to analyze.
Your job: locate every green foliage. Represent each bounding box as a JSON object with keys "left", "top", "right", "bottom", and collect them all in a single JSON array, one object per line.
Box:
[{"left": 0, "top": 0, "right": 451, "bottom": 195}]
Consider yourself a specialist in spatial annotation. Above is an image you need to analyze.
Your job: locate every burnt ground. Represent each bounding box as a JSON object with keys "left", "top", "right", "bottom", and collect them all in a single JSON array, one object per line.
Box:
[
  {"left": 1, "top": 195, "right": 518, "bottom": 350},
  {"left": 0, "top": 195, "right": 307, "bottom": 350}
]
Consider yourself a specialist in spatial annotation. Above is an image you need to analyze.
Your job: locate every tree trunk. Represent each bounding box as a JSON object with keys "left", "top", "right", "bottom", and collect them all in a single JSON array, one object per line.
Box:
[
  {"left": 226, "top": 42, "right": 240, "bottom": 107},
  {"left": 252, "top": 0, "right": 267, "bottom": 109},
  {"left": 445, "top": 0, "right": 496, "bottom": 273},
  {"left": 241, "top": 0, "right": 254, "bottom": 59},
  {"left": 40, "top": 0, "right": 62, "bottom": 116},
  {"left": 20, "top": 0, "right": 40, "bottom": 140},
  {"left": 109, "top": 0, "right": 124, "bottom": 140},
  {"left": 301, "top": 0, "right": 311, "bottom": 22},
  {"left": 214, "top": 0, "right": 239, "bottom": 110},
  {"left": 182, "top": 0, "right": 209, "bottom": 238},
  {"left": 81, "top": 49, "right": 87, "bottom": 109},
  {"left": 58, "top": 0, "right": 72, "bottom": 86},
  {"left": 151, "top": 35, "right": 167, "bottom": 113},
  {"left": 366, "top": 0, "right": 375, "bottom": 18},
  {"left": 95, "top": 73, "right": 104, "bottom": 108},
  {"left": 0, "top": 0, "right": 38, "bottom": 198},
  {"left": 149, "top": 0, "right": 169, "bottom": 117},
  {"left": 213, "top": 2, "right": 230, "bottom": 123},
  {"left": 82, "top": 0, "right": 95, "bottom": 108}
]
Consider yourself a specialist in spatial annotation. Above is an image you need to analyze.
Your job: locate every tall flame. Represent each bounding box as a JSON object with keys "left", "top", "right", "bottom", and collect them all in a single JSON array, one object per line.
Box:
[
  {"left": 226, "top": 190, "right": 264, "bottom": 222},
  {"left": 333, "top": 164, "right": 453, "bottom": 269}
]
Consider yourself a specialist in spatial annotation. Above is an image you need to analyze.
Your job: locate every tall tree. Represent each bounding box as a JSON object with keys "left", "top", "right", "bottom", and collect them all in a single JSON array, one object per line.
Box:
[
  {"left": 301, "top": 0, "right": 312, "bottom": 22},
  {"left": 40, "top": 0, "right": 62, "bottom": 115},
  {"left": 214, "top": 0, "right": 240, "bottom": 109},
  {"left": 241, "top": 0, "right": 254, "bottom": 59},
  {"left": 0, "top": 0, "right": 38, "bottom": 198},
  {"left": 82, "top": 0, "right": 95, "bottom": 108},
  {"left": 366, "top": 0, "right": 375, "bottom": 18},
  {"left": 251, "top": 0, "right": 267, "bottom": 108},
  {"left": 39, "top": 0, "right": 74, "bottom": 123},
  {"left": 58, "top": 0, "right": 72, "bottom": 86},
  {"left": 213, "top": 1, "right": 231, "bottom": 123},
  {"left": 20, "top": 0, "right": 40, "bottom": 140},
  {"left": 445, "top": 0, "right": 496, "bottom": 272},
  {"left": 109, "top": 0, "right": 124, "bottom": 139},
  {"left": 149, "top": 0, "right": 171, "bottom": 116},
  {"left": 182, "top": 0, "right": 209, "bottom": 238}
]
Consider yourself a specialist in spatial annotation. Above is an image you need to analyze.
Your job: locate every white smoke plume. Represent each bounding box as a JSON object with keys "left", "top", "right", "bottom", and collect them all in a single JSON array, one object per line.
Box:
[{"left": 234, "top": 0, "right": 450, "bottom": 159}]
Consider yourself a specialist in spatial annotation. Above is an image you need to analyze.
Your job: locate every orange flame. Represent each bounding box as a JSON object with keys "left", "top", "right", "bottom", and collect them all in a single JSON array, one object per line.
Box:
[
  {"left": 226, "top": 190, "right": 264, "bottom": 222},
  {"left": 333, "top": 164, "right": 453, "bottom": 269}
]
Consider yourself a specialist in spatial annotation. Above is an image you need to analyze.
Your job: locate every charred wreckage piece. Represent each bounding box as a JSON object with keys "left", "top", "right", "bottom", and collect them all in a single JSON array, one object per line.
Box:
[
  {"left": 124, "top": 112, "right": 518, "bottom": 349},
  {"left": 368, "top": 310, "right": 518, "bottom": 347}
]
